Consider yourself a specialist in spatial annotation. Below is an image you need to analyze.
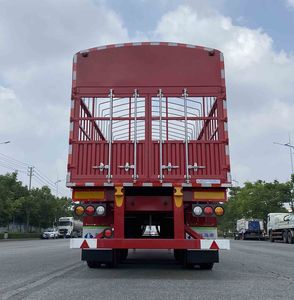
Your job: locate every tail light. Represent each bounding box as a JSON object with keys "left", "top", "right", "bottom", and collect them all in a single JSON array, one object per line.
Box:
[
  {"left": 203, "top": 206, "right": 214, "bottom": 215},
  {"left": 192, "top": 204, "right": 225, "bottom": 216},
  {"left": 215, "top": 206, "right": 224, "bottom": 216},
  {"left": 85, "top": 205, "right": 95, "bottom": 216},
  {"left": 73, "top": 203, "right": 106, "bottom": 216},
  {"left": 103, "top": 228, "right": 113, "bottom": 238},
  {"left": 74, "top": 205, "right": 84, "bottom": 216},
  {"left": 193, "top": 206, "right": 203, "bottom": 216},
  {"left": 96, "top": 205, "right": 106, "bottom": 216}
]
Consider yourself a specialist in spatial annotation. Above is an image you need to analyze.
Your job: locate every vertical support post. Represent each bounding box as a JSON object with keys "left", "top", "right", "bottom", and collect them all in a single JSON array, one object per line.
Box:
[
  {"left": 107, "top": 89, "right": 114, "bottom": 182},
  {"left": 183, "top": 89, "right": 190, "bottom": 183},
  {"left": 158, "top": 89, "right": 164, "bottom": 182},
  {"left": 133, "top": 89, "right": 138, "bottom": 181},
  {"left": 114, "top": 186, "right": 124, "bottom": 238},
  {"left": 173, "top": 187, "right": 184, "bottom": 239}
]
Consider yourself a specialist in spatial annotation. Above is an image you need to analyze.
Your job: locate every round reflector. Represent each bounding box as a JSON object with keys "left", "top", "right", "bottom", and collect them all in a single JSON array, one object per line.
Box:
[
  {"left": 85, "top": 205, "right": 95, "bottom": 216},
  {"left": 203, "top": 206, "right": 214, "bottom": 215},
  {"left": 103, "top": 228, "right": 113, "bottom": 238},
  {"left": 75, "top": 205, "right": 84, "bottom": 216},
  {"left": 215, "top": 206, "right": 224, "bottom": 216},
  {"left": 193, "top": 206, "right": 203, "bottom": 216},
  {"left": 96, "top": 205, "right": 105, "bottom": 216}
]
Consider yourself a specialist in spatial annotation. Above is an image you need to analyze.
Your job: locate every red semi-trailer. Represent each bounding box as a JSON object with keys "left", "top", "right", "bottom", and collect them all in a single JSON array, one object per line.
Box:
[{"left": 68, "top": 42, "right": 231, "bottom": 269}]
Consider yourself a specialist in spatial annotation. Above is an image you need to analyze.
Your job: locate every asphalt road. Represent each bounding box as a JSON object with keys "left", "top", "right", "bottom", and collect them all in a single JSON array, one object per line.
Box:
[{"left": 0, "top": 239, "right": 293, "bottom": 300}]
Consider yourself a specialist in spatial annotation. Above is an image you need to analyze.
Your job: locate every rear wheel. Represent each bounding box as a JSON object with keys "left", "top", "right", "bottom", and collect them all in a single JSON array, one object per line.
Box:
[
  {"left": 120, "top": 249, "right": 129, "bottom": 261},
  {"left": 269, "top": 231, "right": 274, "bottom": 242},
  {"left": 287, "top": 231, "right": 294, "bottom": 244},
  {"left": 283, "top": 231, "right": 288, "bottom": 243},
  {"left": 87, "top": 261, "right": 101, "bottom": 268},
  {"left": 199, "top": 263, "right": 214, "bottom": 270}
]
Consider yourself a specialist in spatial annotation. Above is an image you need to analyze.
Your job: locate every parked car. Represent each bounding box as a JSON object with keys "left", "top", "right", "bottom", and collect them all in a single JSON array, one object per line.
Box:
[{"left": 41, "top": 228, "right": 59, "bottom": 239}]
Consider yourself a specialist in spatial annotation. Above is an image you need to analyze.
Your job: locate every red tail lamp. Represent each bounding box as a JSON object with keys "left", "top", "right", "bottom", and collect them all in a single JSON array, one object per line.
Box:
[
  {"left": 85, "top": 205, "right": 95, "bottom": 216},
  {"left": 103, "top": 228, "right": 113, "bottom": 238},
  {"left": 203, "top": 206, "right": 214, "bottom": 215}
]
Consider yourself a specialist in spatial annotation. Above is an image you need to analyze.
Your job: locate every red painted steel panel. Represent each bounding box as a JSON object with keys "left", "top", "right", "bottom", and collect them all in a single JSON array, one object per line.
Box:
[
  {"left": 69, "top": 43, "right": 230, "bottom": 186},
  {"left": 75, "top": 45, "right": 221, "bottom": 88}
]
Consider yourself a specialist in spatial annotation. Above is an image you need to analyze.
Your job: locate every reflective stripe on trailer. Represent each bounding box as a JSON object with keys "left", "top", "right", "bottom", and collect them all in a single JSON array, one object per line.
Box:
[
  {"left": 70, "top": 238, "right": 230, "bottom": 250},
  {"left": 200, "top": 239, "right": 230, "bottom": 250}
]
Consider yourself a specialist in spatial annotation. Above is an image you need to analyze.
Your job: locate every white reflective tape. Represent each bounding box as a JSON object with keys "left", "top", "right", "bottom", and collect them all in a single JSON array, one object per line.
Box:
[
  {"left": 97, "top": 46, "right": 106, "bottom": 50},
  {"left": 142, "top": 182, "right": 153, "bottom": 187},
  {"left": 72, "top": 71, "right": 76, "bottom": 81},
  {"left": 223, "top": 100, "right": 227, "bottom": 110},
  {"left": 80, "top": 49, "right": 89, "bottom": 54},
  {"left": 162, "top": 183, "right": 172, "bottom": 187},
  {"left": 123, "top": 183, "right": 133, "bottom": 187},
  {"left": 168, "top": 42, "right": 177, "bottom": 46},
  {"left": 68, "top": 145, "right": 72, "bottom": 155},
  {"left": 201, "top": 183, "right": 212, "bottom": 187},
  {"left": 150, "top": 42, "right": 160, "bottom": 45},
  {"left": 227, "top": 172, "right": 232, "bottom": 182},
  {"left": 186, "top": 44, "right": 196, "bottom": 48},
  {"left": 196, "top": 179, "right": 220, "bottom": 184},
  {"left": 200, "top": 239, "right": 230, "bottom": 250},
  {"left": 104, "top": 182, "right": 114, "bottom": 187},
  {"left": 73, "top": 54, "right": 77, "bottom": 64},
  {"left": 66, "top": 172, "right": 71, "bottom": 182},
  {"left": 224, "top": 122, "right": 228, "bottom": 131},
  {"left": 220, "top": 52, "right": 224, "bottom": 62},
  {"left": 182, "top": 183, "right": 192, "bottom": 187},
  {"left": 221, "top": 183, "right": 232, "bottom": 188},
  {"left": 221, "top": 69, "right": 225, "bottom": 79},
  {"left": 204, "top": 47, "right": 214, "bottom": 52},
  {"left": 69, "top": 122, "right": 74, "bottom": 131},
  {"left": 132, "top": 42, "right": 142, "bottom": 46},
  {"left": 70, "top": 239, "right": 97, "bottom": 249},
  {"left": 115, "top": 44, "right": 124, "bottom": 48},
  {"left": 85, "top": 182, "right": 94, "bottom": 187},
  {"left": 225, "top": 145, "right": 230, "bottom": 156},
  {"left": 66, "top": 182, "right": 76, "bottom": 187}
]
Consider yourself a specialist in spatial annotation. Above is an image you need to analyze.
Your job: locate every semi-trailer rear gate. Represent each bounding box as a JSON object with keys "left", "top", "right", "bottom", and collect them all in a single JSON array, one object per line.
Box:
[{"left": 70, "top": 92, "right": 228, "bottom": 185}]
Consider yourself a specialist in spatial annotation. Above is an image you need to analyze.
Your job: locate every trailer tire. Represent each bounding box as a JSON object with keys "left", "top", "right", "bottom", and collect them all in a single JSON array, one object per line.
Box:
[
  {"left": 283, "top": 231, "right": 288, "bottom": 243},
  {"left": 120, "top": 249, "right": 129, "bottom": 261},
  {"left": 87, "top": 261, "right": 101, "bottom": 268},
  {"left": 287, "top": 231, "right": 294, "bottom": 244},
  {"left": 269, "top": 231, "right": 274, "bottom": 242},
  {"left": 174, "top": 249, "right": 182, "bottom": 261},
  {"left": 199, "top": 263, "right": 214, "bottom": 270}
]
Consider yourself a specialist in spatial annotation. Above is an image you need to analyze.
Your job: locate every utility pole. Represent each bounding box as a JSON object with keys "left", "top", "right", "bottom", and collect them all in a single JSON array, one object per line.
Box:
[
  {"left": 55, "top": 179, "right": 62, "bottom": 197},
  {"left": 27, "top": 166, "right": 34, "bottom": 190},
  {"left": 274, "top": 136, "right": 294, "bottom": 175}
]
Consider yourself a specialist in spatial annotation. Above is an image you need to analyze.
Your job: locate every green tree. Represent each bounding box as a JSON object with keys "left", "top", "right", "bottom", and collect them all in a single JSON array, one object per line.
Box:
[{"left": 219, "top": 180, "right": 290, "bottom": 233}]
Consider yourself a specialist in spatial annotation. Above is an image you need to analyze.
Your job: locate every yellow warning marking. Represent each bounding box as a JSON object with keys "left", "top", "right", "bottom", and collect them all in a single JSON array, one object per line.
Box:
[
  {"left": 115, "top": 186, "right": 124, "bottom": 207},
  {"left": 174, "top": 187, "right": 183, "bottom": 208},
  {"left": 194, "top": 191, "right": 225, "bottom": 200},
  {"left": 73, "top": 191, "right": 105, "bottom": 200}
]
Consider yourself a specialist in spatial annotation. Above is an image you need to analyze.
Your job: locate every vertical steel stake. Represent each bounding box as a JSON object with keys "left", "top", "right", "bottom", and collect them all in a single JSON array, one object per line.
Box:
[
  {"left": 107, "top": 89, "right": 114, "bottom": 182},
  {"left": 183, "top": 88, "right": 190, "bottom": 183}
]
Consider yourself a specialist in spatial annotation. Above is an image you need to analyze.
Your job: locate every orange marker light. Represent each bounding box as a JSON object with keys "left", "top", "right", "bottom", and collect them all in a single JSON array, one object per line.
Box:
[
  {"left": 215, "top": 206, "right": 224, "bottom": 216},
  {"left": 75, "top": 205, "right": 84, "bottom": 216}
]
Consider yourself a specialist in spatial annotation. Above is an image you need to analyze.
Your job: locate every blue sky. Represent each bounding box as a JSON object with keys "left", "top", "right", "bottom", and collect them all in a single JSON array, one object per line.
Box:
[
  {"left": 0, "top": 0, "right": 294, "bottom": 195},
  {"left": 106, "top": 0, "right": 294, "bottom": 52}
]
